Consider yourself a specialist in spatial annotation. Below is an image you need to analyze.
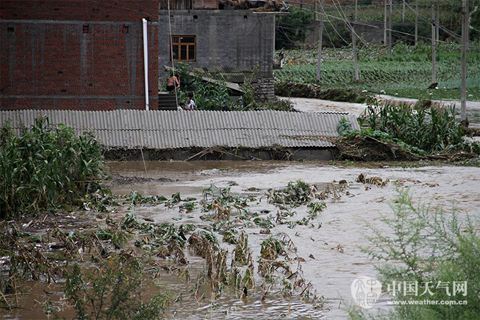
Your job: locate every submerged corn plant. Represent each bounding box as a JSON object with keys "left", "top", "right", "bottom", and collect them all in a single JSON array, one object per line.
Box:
[
  {"left": 201, "top": 184, "right": 249, "bottom": 221},
  {"left": 233, "top": 231, "right": 250, "bottom": 266},
  {"left": 260, "top": 237, "right": 285, "bottom": 260},
  {"left": 127, "top": 191, "right": 167, "bottom": 206},
  {"left": 267, "top": 180, "right": 316, "bottom": 207}
]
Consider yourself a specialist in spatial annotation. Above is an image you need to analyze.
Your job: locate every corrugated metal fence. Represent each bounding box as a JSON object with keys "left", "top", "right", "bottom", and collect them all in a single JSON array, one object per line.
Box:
[{"left": 0, "top": 110, "right": 359, "bottom": 149}]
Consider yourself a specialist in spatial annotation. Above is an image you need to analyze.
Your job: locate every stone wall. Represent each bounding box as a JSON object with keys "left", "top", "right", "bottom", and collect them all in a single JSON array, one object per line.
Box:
[{"left": 252, "top": 77, "right": 275, "bottom": 102}]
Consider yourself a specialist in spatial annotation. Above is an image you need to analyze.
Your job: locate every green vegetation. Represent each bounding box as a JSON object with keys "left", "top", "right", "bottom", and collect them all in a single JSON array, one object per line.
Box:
[
  {"left": 0, "top": 118, "right": 105, "bottom": 219},
  {"left": 172, "top": 63, "right": 294, "bottom": 111},
  {"left": 0, "top": 208, "right": 192, "bottom": 316},
  {"left": 337, "top": 101, "right": 480, "bottom": 160},
  {"left": 275, "top": 6, "right": 314, "bottom": 49},
  {"left": 0, "top": 173, "right": 345, "bottom": 317},
  {"left": 267, "top": 180, "right": 314, "bottom": 207},
  {"left": 351, "top": 190, "right": 480, "bottom": 319},
  {"left": 260, "top": 237, "right": 285, "bottom": 260},
  {"left": 275, "top": 82, "right": 368, "bottom": 103},
  {"left": 277, "top": 2, "right": 479, "bottom": 49},
  {"left": 275, "top": 43, "right": 480, "bottom": 100},
  {"left": 127, "top": 190, "right": 168, "bottom": 206},
  {"left": 360, "top": 102, "right": 464, "bottom": 152},
  {"left": 173, "top": 63, "right": 233, "bottom": 111},
  {"left": 65, "top": 254, "right": 171, "bottom": 320}
]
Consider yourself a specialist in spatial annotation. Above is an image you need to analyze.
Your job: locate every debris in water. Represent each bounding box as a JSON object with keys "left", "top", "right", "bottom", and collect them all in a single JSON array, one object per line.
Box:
[{"left": 356, "top": 173, "right": 388, "bottom": 186}]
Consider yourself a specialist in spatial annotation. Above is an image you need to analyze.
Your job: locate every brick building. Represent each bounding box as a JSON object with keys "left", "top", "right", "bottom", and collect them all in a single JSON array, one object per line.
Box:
[
  {"left": 1, "top": 0, "right": 281, "bottom": 109},
  {"left": 0, "top": 0, "right": 159, "bottom": 110}
]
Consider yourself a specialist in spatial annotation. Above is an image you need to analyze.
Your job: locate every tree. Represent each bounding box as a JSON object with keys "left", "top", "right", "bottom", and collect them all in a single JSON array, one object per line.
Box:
[{"left": 275, "top": 6, "right": 315, "bottom": 49}]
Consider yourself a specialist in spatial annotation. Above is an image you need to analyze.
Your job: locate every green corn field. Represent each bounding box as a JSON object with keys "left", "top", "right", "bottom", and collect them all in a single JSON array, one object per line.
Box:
[{"left": 275, "top": 43, "right": 480, "bottom": 100}]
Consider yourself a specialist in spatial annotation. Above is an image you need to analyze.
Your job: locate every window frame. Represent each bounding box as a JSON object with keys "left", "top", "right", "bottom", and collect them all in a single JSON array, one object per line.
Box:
[{"left": 171, "top": 35, "right": 196, "bottom": 62}]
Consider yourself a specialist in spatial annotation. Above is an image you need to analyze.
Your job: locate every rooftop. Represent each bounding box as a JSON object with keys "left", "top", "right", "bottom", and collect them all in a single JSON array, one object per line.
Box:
[{"left": 0, "top": 109, "right": 359, "bottom": 150}]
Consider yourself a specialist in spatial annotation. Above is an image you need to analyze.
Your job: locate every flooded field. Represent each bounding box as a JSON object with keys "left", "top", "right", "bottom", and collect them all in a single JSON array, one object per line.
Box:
[
  {"left": 2, "top": 161, "right": 478, "bottom": 319},
  {"left": 106, "top": 161, "right": 480, "bottom": 319}
]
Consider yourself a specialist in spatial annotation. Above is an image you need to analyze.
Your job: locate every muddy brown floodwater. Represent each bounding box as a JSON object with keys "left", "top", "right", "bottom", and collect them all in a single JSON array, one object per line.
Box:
[{"left": 107, "top": 161, "right": 480, "bottom": 319}]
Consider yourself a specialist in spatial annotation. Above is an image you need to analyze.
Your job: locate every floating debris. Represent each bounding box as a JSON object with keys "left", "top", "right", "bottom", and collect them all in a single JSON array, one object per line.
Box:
[{"left": 356, "top": 173, "right": 389, "bottom": 186}]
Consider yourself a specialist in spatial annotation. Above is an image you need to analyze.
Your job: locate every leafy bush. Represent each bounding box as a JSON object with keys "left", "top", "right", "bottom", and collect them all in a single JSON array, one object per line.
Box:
[
  {"left": 354, "top": 191, "right": 480, "bottom": 320},
  {"left": 65, "top": 253, "right": 170, "bottom": 319},
  {"left": 173, "top": 63, "right": 233, "bottom": 111},
  {"left": 174, "top": 63, "right": 294, "bottom": 111},
  {"left": 337, "top": 117, "right": 353, "bottom": 135},
  {"left": 337, "top": 100, "right": 480, "bottom": 160},
  {"left": 0, "top": 118, "right": 105, "bottom": 218}
]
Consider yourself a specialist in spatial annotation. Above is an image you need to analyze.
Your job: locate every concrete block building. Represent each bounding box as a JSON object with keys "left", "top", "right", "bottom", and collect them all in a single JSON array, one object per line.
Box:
[{"left": 159, "top": 0, "right": 278, "bottom": 101}]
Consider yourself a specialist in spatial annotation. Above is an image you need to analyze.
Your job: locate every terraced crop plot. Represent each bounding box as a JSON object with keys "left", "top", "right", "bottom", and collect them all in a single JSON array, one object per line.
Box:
[{"left": 275, "top": 45, "right": 480, "bottom": 101}]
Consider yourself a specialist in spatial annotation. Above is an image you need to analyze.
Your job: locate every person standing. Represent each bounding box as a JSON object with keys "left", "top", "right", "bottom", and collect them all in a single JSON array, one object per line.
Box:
[
  {"left": 166, "top": 73, "right": 180, "bottom": 92},
  {"left": 185, "top": 92, "right": 196, "bottom": 110}
]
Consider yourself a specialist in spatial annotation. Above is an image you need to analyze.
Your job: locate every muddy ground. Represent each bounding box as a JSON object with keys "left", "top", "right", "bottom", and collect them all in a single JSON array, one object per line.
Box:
[{"left": 107, "top": 160, "right": 480, "bottom": 319}]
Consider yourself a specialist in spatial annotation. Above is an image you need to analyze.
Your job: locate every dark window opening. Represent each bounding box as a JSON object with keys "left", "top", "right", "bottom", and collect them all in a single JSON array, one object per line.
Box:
[
  {"left": 7, "top": 26, "right": 14, "bottom": 32},
  {"left": 122, "top": 25, "right": 129, "bottom": 33},
  {"left": 171, "top": 35, "right": 196, "bottom": 62},
  {"left": 82, "top": 24, "right": 89, "bottom": 33}
]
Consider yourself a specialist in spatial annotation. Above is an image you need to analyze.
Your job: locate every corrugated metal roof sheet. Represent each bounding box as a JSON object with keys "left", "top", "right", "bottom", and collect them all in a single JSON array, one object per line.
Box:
[{"left": 0, "top": 110, "right": 359, "bottom": 149}]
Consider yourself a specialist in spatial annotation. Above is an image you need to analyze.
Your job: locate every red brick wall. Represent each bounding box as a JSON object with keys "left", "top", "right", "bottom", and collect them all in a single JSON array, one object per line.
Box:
[
  {"left": 0, "top": 1, "right": 159, "bottom": 110},
  {"left": 0, "top": 0, "right": 159, "bottom": 21}
]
